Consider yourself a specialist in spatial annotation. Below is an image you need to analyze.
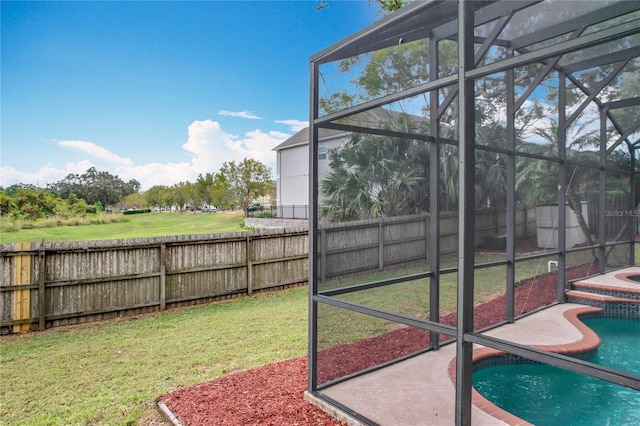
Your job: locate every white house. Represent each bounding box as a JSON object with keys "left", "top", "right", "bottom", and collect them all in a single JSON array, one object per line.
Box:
[
  {"left": 273, "top": 108, "right": 409, "bottom": 218},
  {"left": 273, "top": 127, "right": 347, "bottom": 217}
]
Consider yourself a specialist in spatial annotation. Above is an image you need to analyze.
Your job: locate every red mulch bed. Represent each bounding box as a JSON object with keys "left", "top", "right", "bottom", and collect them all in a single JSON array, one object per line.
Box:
[
  {"left": 157, "top": 264, "right": 597, "bottom": 425},
  {"left": 159, "top": 356, "right": 340, "bottom": 426}
]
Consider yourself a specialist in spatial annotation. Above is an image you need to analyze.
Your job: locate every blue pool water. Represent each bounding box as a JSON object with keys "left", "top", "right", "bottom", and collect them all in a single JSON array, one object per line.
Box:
[
  {"left": 473, "top": 318, "right": 640, "bottom": 425},
  {"left": 628, "top": 275, "right": 640, "bottom": 282}
]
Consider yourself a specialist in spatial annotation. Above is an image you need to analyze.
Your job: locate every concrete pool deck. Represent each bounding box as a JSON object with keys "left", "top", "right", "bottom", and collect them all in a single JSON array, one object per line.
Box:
[{"left": 307, "top": 267, "right": 640, "bottom": 426}]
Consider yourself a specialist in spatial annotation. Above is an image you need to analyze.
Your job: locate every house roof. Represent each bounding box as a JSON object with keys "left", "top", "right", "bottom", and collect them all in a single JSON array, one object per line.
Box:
[
  {"left": 273, "top": 127, "right": 307, "bottom": 151},
  {"left": 272, "top": 127, "right": 348, "bottom": 151},
  {"left": 273, "top": 107, "right": 417, "bottom": 151}
]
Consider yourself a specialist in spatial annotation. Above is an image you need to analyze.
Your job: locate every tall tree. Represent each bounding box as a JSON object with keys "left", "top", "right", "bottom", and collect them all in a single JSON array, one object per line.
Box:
[
  {"left": 144, "top": 185, "right": 169, "bottom": 209},
  {"left": 169, "top": 182, "right": 195, "bottom": 211},
  {"left": 220, "top": 159, "right": 272, "bottom": 217},
  {"left": 195, "top": 173, "right": 217, "bottom": 209},
  {"left": 210, "top": 172, "right": 233, "bottom": 211},
  {"left": 49, "top": 167, "right": 140, "bottom": 208},
  {"left": 119, "top": 192, "right": 147, "bottom": 210}
]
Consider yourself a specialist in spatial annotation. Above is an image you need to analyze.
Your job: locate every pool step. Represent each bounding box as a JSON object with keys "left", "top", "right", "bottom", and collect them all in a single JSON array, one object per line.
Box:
[
  {"left": 566, "top": 288, "right": 640, "bottom": 319},
  {"left": 566, "top": 290, "right": 638, "bottom": 304},
  {"left": 570, "top": 281, "right": 640, "bottom": 301}
]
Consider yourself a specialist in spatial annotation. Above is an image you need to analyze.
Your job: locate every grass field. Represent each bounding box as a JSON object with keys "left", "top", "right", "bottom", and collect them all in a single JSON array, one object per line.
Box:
[
  {"left": 0, "top": 210, "right": 247, "bottom": 244},
  {"left": 0, "top": 287, "right": 309, "bottom": 425}
]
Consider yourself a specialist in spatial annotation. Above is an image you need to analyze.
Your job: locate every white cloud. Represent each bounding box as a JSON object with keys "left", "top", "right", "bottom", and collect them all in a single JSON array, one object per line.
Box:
[
  {"left": 1, "top": 119, "right": 290, "bottom": 191},
  {"left": 227, "top": 129, "right": 290, "bottom": 170},
  {"left": 116, "top": 162, "right": 192, "bottom": 188},
  {"left": 58, "top": 140, "right": 134, "bottom": 167},
  {"left": 0, "top": 161, "right": 94, "bottom": 188},
  {"left": 276, "top": 119, "right": 308, "bottom": 132},
  {"left": 182, "top": 119, "right": 239, "bottom": 174},
  {"left": 182, "top": 119, "right": 288, "bottom": 177},
  {"left": 65, "top": 160, "right": 96, "bottom": 174},
  {"left": 218, "top": 110, "right": 262, "bottom": 119}
]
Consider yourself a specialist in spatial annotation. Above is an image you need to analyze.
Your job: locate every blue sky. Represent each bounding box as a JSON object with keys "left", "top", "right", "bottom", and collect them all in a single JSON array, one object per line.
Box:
[{"left": 1, "top": 0, "right": 380, "bottom": 190}]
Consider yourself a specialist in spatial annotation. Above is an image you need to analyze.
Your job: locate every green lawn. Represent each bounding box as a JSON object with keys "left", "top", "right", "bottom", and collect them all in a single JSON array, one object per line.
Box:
[
  {"left": 317, "top": 252, "right": 569, "bottom": 347},
  {"left": 0, "top": 210, "right": 246, "bottom": 244},
  {"left": 0, "top": 287, "right": 309, "bottom": 425}
]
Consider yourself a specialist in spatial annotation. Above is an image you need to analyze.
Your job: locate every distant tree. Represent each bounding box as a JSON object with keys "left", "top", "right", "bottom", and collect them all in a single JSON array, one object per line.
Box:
[
  {"left": 0, "top": 184, "right": 111, "bottom": 221},
  {"left": 144, "top": 185, "right": 168, "bottom": 209},
  {"left": 3, "top": 183, "right": 42, "bottom": 197},
  {"left": 191, "top": 174, "right": 216, "bottom": 209},
  {"left": 0, "top": 191, "right": 15, "bottom": 216},
  {"left": 54, "top": 193, "right": 95, "bottom": 217},
  {"left": 195, "top": 173, "right": 217, "bottom": 209},
  {"left": 210, "top": 172, "right": 234, "bottom": 211},
  {"left": 170, "top": 182, "right": 195, "bottom": 211},
  {"left": 1, "top": 186, "right": 61, "bottom": 220},
  {"left": 220, "top": 159, "right": 272, "bottom": 217},
  {"left": 266, "top": 180, "right": 277, "bottom": 206},
  {"left": 119, "top": 193, "right": 147, "bottom": 210},
  {"left": 184, "top": 182, "right": 198, "bottom": 209},
  {"left": 49, "top": 167, "right": 140, "bottom": 208}
]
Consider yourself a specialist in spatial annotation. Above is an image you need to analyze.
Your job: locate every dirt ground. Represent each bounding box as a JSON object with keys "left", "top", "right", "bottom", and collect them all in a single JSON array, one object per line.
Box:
[{"left": 157, "top": 264, "right": 596, "bottom": 425}]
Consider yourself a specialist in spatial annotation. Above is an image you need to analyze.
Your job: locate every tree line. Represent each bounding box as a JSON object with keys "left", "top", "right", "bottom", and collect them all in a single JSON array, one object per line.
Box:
[
  {"left": 1, "top": 166, "right": 140, "bottom": 221},
  {"left": 123, "top": 158, "right": 274, "bottom": 215},
  {"left": 1, "top": 158, "right": 274, "bottom": 221}
]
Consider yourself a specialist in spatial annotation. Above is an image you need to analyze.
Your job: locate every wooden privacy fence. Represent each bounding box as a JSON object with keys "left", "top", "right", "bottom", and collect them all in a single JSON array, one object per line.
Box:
[
  {"left": 0, "top": 207, "right": 536, "bottom": 334},
  {"left": 0, "top": 229, "right": 308, "bottom": 334},
  {"left": 318, "top": 207, "right": 536, "bottom": 280}
]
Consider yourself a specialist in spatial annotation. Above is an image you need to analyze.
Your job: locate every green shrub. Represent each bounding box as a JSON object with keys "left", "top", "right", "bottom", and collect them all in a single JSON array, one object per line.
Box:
[
  {"left": 254, "top": 210, "right": 274, "bottom": 218},
  {"left": 0, "top": 220, "right": 20, "bottom": 233},
  {"left": 122, "top": 209, "right": 151, "bottom": 215}
]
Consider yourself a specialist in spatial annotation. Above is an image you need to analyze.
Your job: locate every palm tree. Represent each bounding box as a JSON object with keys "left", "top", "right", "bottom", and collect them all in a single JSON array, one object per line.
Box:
[{"left": 321, "top": 116, "right": 430, "bottom": 221}]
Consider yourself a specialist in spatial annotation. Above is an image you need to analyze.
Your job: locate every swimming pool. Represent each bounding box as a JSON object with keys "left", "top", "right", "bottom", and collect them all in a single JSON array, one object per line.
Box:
[{"left": 473, "top": 317, "right": 640, "bottom": 425}]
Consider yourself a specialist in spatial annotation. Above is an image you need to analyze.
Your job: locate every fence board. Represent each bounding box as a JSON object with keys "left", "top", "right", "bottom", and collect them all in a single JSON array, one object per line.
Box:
[{"left": 13, "top": 242, "right": 32, "bottom": 332}]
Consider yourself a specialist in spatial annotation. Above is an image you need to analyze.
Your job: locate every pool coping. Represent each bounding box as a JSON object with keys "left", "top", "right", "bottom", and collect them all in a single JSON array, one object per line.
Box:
[
  {"left": 615, "top": 271, "right": 640, "bottom": 287},
  {"left": 569, "top": 268, "right": 640, "bottom": 295},
  {"left": 447, "top": 305, "right": 604, "bottom": 426}
]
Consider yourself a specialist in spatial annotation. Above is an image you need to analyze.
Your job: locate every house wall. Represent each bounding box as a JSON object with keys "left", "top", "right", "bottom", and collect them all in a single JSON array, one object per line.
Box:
[
  {"left": 318, "top": 137, "right": 344, "bottom": 183},
  {"left": 277, "top": 144, "right": 309, "bottom": 208},
  {"left": 276, "top": 134, "right": 348, "bottom": 217}
]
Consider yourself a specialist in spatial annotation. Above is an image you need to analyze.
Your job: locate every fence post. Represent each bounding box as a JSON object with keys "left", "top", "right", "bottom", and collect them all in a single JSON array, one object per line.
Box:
[
  {"left": 425, "top": 215, "right": 430, "bottom": 262},
  {"left": 246, "top": 236, "right": 253, "bottom": 295},
  {"left": 320, "top": 227, "right": 326, "bottom": 283},
  {"left": 159, "top": 243, "right": 166, "bottom": 310},
  {"left": 12, "top": 242, "right": 32, "bottom": 333},
  {"left": 38, "top": 248, "right": 46, "bottom": 331},
  {"left": 378, "top": 220, "right": 384, "bottom": 271}
]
